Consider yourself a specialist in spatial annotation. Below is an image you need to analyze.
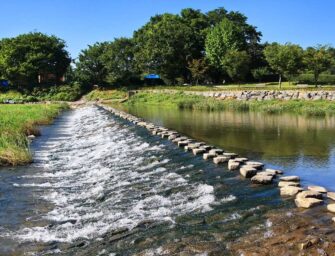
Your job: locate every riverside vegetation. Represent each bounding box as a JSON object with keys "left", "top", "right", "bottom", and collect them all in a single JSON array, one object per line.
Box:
[
  {"left": 126, "top": 91, "right": 335, "bottom": 117},
  {"left": 0, "top": 104, "right": 68, "bottom": 166}
]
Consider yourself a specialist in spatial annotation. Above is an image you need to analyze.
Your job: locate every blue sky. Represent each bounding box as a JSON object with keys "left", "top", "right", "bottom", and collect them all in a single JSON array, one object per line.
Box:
[{"left": 0, "top": 0, "right": 334, "bottom": 58}]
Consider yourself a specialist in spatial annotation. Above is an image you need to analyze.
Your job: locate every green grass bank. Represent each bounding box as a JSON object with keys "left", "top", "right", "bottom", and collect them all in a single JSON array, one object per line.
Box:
[
  {"left": 126, "top": 91, "right": 335, "bottom": 117},
  {"left": 0, "top": 104, "right": 68, "bottom": 166}
]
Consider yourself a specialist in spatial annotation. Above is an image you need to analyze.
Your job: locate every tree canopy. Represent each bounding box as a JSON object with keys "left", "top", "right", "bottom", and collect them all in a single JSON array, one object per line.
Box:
[{"left": 0, "top": 32, "right": 71, "bottom": 87}]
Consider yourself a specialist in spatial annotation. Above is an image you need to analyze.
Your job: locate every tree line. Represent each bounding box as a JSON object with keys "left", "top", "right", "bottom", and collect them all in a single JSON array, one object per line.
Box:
[{"left": 1, "top": 7, "right": 335, "bottom": 91}]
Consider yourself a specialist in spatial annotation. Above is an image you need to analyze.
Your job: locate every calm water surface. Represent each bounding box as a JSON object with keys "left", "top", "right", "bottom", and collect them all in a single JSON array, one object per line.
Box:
[
  {"left": 124, "top": 105, "right": 335, "bottom": 190},
  {"left": 0, "top": 105, "right": 332, "bottom": 255}
]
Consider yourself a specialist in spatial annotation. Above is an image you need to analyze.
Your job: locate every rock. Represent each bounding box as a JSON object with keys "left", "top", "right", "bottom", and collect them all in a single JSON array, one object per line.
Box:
[
  {"left": 296, "top": 190, "right": 323, "bottom": 200},
  {"left": 192, "top": 148, "right": 207, "bottom": 155},
  {"left": 265, "top": 168, "right": 283, "bottom": 175},
  {"left": 333, "top": 217, "right": 335, "bottom": 223},
  {"left": 245, "top": 161, "right": 264, "bottom": 170},
  {"left": 233, "top": 157, "right": 248, "bottom": 163},
  {"left": 228, "top": 160, "right": 240, "bottom": 171},
  {"left": 298, "top": 237, "right": 320, "bottom": 250},
  {"left": 280, "top": 186, "right": 303, "bottom": 196},
  {"left": 327, "top": 204, "right": 335, "bottom": 213},
  {"left": 240, "top": 166, "right": 257, "bottom": 178},
  {"left": 27, "top": 135, "right": 36, "bottom": 139},
  {"left": 327, "top": 192, "right": 335, "bottom": 201},
  {"left": 178, "top": 141, "right": 188, "bottom": 147},
  {"left": 203, "top": 153, "right": 216, "bottom": 160},
  {"left": 223, "top": 152, "right": 238, "bottom": 158},
  {"left": 280, "top": 176, "right": 300, "bottom": 182},
  {"left": 213, "top": 156, "right": 230, "bottom": 164},
  {"left": 295, "top": 197, "right": 323, "bottom": 208},
  {"left": 168, "top": 135, "right": 177, "bottom": 140},
  {"left": 209, "top": 149, "right": 224, "bottom": 155},
  {"left": 278, "top": 181, "right": 300, "bottom": 187},
  {"left": 251, "top": 173, "right": 274, "bottom": 184},
  {"left": 307, "top": 185, "right": 327, "bottom": 193}
]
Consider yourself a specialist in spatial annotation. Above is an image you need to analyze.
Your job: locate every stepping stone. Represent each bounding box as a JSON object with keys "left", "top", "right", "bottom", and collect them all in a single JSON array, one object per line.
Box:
[
  {"left": 201, "top": 145, "right": 213, "bottom": 151},
  {"left": 327, "top": 192, "right": 335, "bottom": 201},
  {"left": 278, "top": 181, "right": 300, "bottom": 188},
  {"left": 265, "top": 168, "right": 284, "bottom": 175},
  {"left": 168, "top": 135, "right": 178, "bottom": 140},
  {"left": 213, "top": 156, "right": 230, "bottom": 165},
  {"left": 240, "top": 166, "right": 257, "bottom": 178},
  {"left": 251, "top": 173, "right": 274, "bottom": 185},
  {"left": 280, "top": 186, "right": 303, "bottom": 196},
  {"left": 203, "top": 152, "right": 217, "bottom": 160},
  {"left": 327, "top": 204, "right": 335, "bottom": 213},
  {"left": 192, "top": 148, "right": 207, "bottom": 155},
  {"left": 308, "top": 185, "right": 327, "bottom": 193},
  {"left": 178, "top": 141, "right": 188, "bottom": 147},
  {"left": 209, "top": 149, "right": 224, "bottom": 155},
  {"left": 223, "top": 152, "right": 238, "bottom": 158},
  {"left": 234, "top": 157, "right": 248, "bottom": 163},
  {"left": 280, "top": 176, "right": 300, "bottom": 182},
  {"left": 297, "top": 190, "right": 323, "bottom": 200},
  {"left": 228, "top": 160, "right": 240, "bottom": 171},
  {"left": 245, "top": 161, "right": 264, "bottom": 170},
  {"left": 295, "top": 197, "right": 323, "bottom": 208}
]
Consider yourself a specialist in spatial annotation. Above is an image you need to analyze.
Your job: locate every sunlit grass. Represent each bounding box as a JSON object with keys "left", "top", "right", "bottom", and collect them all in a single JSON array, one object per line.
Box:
[{"left": 0, "top": 103, "right": 68, "bottom": 166}]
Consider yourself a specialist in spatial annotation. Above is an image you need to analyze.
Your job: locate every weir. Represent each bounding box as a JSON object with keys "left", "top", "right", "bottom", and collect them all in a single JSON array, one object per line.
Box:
[{"left": 98, "top": 104, "right": 335, "bottom": 216}]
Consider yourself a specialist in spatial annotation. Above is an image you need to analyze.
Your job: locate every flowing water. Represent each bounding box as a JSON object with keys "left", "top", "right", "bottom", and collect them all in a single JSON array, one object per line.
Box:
[{"left": 0, "top": 104, "right": 332, "bottom": 255}]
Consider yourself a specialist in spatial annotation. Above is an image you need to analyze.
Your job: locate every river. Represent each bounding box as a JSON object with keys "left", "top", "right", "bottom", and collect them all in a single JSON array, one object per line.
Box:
[{"left": 0, "top": 104, "right": 333, "bottom": 255}]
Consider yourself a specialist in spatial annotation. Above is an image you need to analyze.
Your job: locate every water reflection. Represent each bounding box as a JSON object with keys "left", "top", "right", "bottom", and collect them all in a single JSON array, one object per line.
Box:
[{"left": 123, "top": 105, "right": 335, "bottom": 190}]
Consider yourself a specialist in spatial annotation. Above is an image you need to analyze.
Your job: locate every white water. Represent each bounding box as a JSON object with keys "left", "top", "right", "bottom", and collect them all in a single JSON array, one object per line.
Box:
[{"left": 12, "top": 106, "right": 219, "bottom": 243}]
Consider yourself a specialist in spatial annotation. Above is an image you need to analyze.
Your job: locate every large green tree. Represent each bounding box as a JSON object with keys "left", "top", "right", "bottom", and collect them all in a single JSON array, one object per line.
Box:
[
  {"left": 264, "top": 43, "right": 304, "bottom": 88},
  {"left": 303, "top": 45, "right": 333, "bottom": 86},
  {"left": 133, "top": 13, "right": 195, "bottom": 84},
  {"left": 221, "top": 50, "right": 250, "bottom": 83},
  {"left": 101, "top": 37, "right": 139, "bottom": 85},
  {"left": 0, "top": 32, "right": 71, "bottom": 87},
  {"left": 205, "top": 18, "right": 247, "bottom": 69},
  {"left": 75, "top": 42, "right": 109, "bottom": 87}
]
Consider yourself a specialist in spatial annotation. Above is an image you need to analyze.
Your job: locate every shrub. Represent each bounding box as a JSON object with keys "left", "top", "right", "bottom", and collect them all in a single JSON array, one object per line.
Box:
[{"left": 294, "top": 74, "right": 335, "bottom": 85}]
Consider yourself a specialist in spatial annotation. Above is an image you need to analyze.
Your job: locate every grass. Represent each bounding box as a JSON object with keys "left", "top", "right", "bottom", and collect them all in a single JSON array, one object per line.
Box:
[
  {"left": 0, "top": 103, "right": 68, "bottom": 166},
  {"left": 85, "top": 89, "right": 127, "bottom": 101},
  {"left": 126, "top": 91, "right": 335, "bottom": 117}
]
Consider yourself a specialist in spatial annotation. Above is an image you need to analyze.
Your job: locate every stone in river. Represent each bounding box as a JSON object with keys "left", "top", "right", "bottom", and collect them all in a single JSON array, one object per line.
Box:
[
  {"left": 223, "top": 152, "right": 238, "bottom": 158},
  {"left": 265, "top": 168, "right": 283, "bottom": 175},
  {"left": 280, "top": 186, "right": 303, "bottom": 196},
  {"left": 240, "top": 166, "right": 257, "bottom": 178},
  {"left": 203, "top": 152, "right": 216, "bottom": 160},
  {"left": 228, "top": 160, "right": 240, "bottom": 171},
  {"left": 251, "top": 173, "right": 274, "bottom": 185},
  {"left": 209, "top": 149, "right": 224, "bottom": 155},
  {"left": 295, "top": 197, "right": 323, "bottom": 208},
  {"left": 278, "top": 181, "right": 300, "bottom": 187},
  {"left": 213, "top": 156, "right": 230, "bottom": 164},
  {"left": 233, "top": 157, "right": 248, "bottom": 163},
  {"left": 245, "top": 161, "right": 264, "bottom": 170},
  {"left": 280, "top": 176, "right": 300, "bottom": 182},
  {"left": 327, "top": 204, "right": 335, "bottom": 213},
  {"left": 192, "top": 147, "right": 207, "bottom": 155},
  {"left": 307, "top": 185, "right": 327, "bottom": 193},
  {"left": 327, "top": 192, "right": 335, "bottom": 201},
  {"left": 296, "top": 190, "right": 323, "bottom": 200}
]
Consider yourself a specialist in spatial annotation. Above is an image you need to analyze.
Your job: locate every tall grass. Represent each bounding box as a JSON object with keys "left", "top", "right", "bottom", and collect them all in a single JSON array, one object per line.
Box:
[
  {"left": 0, "top": 104, "right": 68, "bottom": 166},
  {"left": 85, "top": 89, "right": 127, "bottom": 101},
  {"left": 127, "top": 92, "right": 335, "bottom": 117}
]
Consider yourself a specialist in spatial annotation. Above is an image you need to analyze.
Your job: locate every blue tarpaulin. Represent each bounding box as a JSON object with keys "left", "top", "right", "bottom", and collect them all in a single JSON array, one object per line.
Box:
[
  {"left": 0, "top": 80, "right": 9, "bottom": 87},
  {"left": 144, "top": 74, "right": 160, "bottom": 79}
]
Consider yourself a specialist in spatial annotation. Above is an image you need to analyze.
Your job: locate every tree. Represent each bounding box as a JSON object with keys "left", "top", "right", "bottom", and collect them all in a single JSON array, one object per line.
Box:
[
  {"left": 252, "top": 67, "right": 270, "bottom": 82},
  {"left": 0, "top": 32, "right": 71, "bottom": 87},
  {"left": 101, "top": 37, "right": 139, "bottom": 85},
  {"left": 133, "top": 13, "right": 195, "bottom": 84},
  {"left": 221, "top": 50, "right": 250, "bottom": 84},
  {"left": 75, "top": 42, "right": 109, "bottom": 87},
  {"left": 264, "top": 43, "right": 303, "bottom": 88},
  {"left": 187, "top": 58, "right": 209, "bottom": 85},
  {"left": 205, "top": 18, "right": 247, "bottom": 69},
  {"left": 303, "top": 45, "right": 333, "bottom": 87}
]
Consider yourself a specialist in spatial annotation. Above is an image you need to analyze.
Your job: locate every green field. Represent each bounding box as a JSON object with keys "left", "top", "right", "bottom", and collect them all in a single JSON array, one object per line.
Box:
[
  {"left": 126, "top": 91, "right": 335, "bottom": 117},
  {"left": 0, "top": 104, "right": 68, "bottom": 166}
]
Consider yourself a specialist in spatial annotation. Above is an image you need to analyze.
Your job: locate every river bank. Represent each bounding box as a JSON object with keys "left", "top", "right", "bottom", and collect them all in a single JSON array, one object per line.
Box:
[
  {"left": 126, "top": 91, "right": 335, "bottom": 117},
  {"left": 0, "top": 103, "right": 68, "bottom": 166}
]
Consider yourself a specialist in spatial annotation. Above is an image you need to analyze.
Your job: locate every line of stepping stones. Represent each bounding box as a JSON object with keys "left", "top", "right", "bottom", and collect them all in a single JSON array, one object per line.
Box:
[{"left": 100, "top": 104, "right": 335, "bottom": 222}]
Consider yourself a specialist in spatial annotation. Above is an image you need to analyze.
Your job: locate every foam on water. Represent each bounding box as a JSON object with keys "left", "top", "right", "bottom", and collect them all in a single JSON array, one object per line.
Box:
[{"left": 9, "top": 106, "right": 217, "bottom": 243}]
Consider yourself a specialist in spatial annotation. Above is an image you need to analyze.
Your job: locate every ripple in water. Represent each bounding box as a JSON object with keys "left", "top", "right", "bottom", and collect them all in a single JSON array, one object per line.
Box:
[{"left": 10, "top": 106, "right": 217, "bottom": 243}]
